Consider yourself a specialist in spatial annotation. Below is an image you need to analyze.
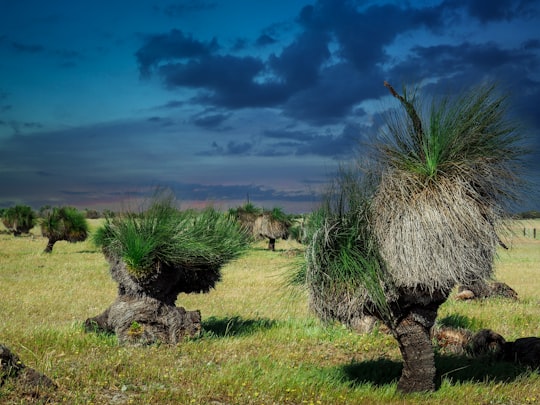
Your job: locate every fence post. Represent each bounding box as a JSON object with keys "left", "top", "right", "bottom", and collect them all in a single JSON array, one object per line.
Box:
[{"left": 534, "top": 228, "right": 537, "bottom": 239}]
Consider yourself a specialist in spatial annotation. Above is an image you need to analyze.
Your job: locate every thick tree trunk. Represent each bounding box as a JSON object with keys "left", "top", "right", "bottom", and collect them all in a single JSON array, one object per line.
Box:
[
  {"left": 85, "top": 295, "right": 201, "bottom": 345},
  {"left": 43, "top": 238, "right": 56, "bottom": 253},
  {"left": 386, "top": 289, "right": 447, "bottom": 394},
  {"left": 85, "top": 254, "right": 213, "bottom": 345},
  {"left": 394, "top": 306, "right": 438, "bottom": 393}
]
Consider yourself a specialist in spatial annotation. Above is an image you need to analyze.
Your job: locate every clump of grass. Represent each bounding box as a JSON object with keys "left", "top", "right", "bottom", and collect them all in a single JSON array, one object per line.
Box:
[
  {"left": 267, "top": 207, "right": 290, "bottom": 223},
  {"left": 93, "top": 195, "right": 251, "bottom": 279}
]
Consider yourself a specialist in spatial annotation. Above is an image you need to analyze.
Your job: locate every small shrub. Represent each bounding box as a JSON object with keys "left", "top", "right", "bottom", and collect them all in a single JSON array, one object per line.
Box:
[
  {"left": 2, "top": 205, "right": 36, "bottom": 236},
  {"left": 41, "top": 206, "right": 89, "bottom": 252}
]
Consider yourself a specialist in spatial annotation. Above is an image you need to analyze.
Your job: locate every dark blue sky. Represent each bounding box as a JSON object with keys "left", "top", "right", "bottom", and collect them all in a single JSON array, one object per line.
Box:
[{"left": 1, "top": 0, "right": 539, "bottom": 212}]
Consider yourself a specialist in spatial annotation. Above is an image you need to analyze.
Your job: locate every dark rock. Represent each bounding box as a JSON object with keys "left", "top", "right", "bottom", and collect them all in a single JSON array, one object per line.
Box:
[
  {"left": 0, "top": 344, "right": 56, "bottom": 390},
  {"left": 457, "top": 280, "right": 518, "bottom": 300},
  {"left": 504, "top": 337, "right": 540, "bottom": 368},
  {"left": 466, "top": 329, "right": 506, "bottom": 358}
]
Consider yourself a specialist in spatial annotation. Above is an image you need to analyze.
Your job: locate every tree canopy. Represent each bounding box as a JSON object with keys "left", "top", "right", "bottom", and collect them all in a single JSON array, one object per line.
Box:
[{"left": 297, "top": 82, "right": 526, "bottom": 393}]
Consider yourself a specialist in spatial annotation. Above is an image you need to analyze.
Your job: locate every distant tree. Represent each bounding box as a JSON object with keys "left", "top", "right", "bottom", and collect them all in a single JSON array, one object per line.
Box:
[
  {"left": 2, "top": 205, "right": 36, "bottom": 236},
  {"left": 288, "top": 215, "right": 308, "bottom": 244},
  {"left": 102, "top": 209, "right": 116, "bottom": 218},
  {"left": 517, "top": 210, "right": 540, "bottom": 219},
  {"left": 87, "top": 194, "right": 251, "bottom": 344},
  {"left": 254, "top": 207, "right": 291, "bottom": 251},
  {"left": 231, "top": 202, "right": 263, "bottom": 236},
  {"left": 40, "top": 206, "right": 89, "bottom": 253},
  {"left": 38, "top": 205, "right": 52, "bottom": 218},
  {"left": 84, "top": 209, "right": 101, "bottom": 219},
  {"left": 296, "top": 82, "right": 525, "bottom": 393}
]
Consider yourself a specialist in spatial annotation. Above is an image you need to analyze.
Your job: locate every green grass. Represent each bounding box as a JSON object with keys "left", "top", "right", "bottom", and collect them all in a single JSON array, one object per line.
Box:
[{"left": 1, "top": 219, "right": 539, "bottom": 404}]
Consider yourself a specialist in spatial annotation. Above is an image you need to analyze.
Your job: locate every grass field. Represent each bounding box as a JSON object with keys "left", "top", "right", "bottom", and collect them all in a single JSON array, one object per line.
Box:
[{"left": 1, "top": 219, "right": 539, "bottom": 404}]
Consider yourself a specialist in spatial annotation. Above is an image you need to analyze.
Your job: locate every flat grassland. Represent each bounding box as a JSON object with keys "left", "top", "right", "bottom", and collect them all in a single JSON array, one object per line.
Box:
[{"left": 1, "top": 219, "right": 539, "bottom": 404}]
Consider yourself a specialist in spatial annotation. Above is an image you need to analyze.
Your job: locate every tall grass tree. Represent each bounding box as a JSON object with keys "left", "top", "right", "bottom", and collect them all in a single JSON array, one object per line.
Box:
[
  {"left": 2, "top": 205, "right": 36, "bottom": 236},
  {"left": 87, "top": 194, "right": 251, "bottom": 344},
  {"left": 230, "top": 202, "right": 262, "bottom": 236},
  {"left": 40, "top": 206, "right": 89, "bottom": 253},
  {"left": 301, "top": 82, "right": 525, "bottom": 393},
  {"left": 253, "top": 208, "right": 291, "bottom": 251}
]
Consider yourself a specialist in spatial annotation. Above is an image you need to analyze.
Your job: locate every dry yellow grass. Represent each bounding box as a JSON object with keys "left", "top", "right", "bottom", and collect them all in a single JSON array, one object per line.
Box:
[
  {"left": 0, "top": 219, "right": 539, "bottom": 404},
  {"left": 179, "top": 239, "right": 309, "bottom": 321},
  {"left": 498, "top": 219, "right": 540, "bottom": 299}
]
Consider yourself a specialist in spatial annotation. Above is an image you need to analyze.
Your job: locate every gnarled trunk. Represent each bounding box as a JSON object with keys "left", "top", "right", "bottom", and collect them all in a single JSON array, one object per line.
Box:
[
  {"left": 85, "top": 295, "right": 201, "bottom": 345},
  {"left": 394, "top": 306, "right": 438, "bottom": 393},
  {"left": 44, "top": 238, "right": 57, "bottom": 253},
  {"left": 386, "top": 289, "right": 447, "bottom": 393},
  {"left": 85, "top": 254, "right": 216, "bottom": 345}
]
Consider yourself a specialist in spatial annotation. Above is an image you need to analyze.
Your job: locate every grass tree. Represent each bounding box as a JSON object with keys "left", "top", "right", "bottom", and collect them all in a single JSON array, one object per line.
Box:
[
  {"left": 2, "top": 205, "right": 36, "bottom": 236},
  {"left": 40, "top": 206, "right": 89, "bottom": 253},
  {"left": 254, "top": 207, "right": 291, "bottom": 251},
  {"left": 298, "top": 82, "right": 525, "bottom": 393},
  {"left": 230, "top": 202, "right": 262, "bottom": 236},
  {"left": 87, "top": 194, "right": 251, "bottom": 344}
]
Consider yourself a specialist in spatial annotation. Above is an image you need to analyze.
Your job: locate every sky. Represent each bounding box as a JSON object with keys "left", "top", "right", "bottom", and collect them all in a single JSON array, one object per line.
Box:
[{"left": 0, "top": 0, "right": 539, "bottom": 213}]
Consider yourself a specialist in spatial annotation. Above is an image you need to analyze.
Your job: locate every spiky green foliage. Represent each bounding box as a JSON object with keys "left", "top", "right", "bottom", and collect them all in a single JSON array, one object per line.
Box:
[
  {"left": 240, "top": 202, "right": 261, "bottom": 214},
  {"left": 2, "top": 205, "right": 36, "bottom": 236},
  {"left": 228, "top": 202, "right": 262, "bottom": 218},
  {"left": 287, "top": 217, "right": 306, "bottom": 243},
  {"left": 268, "top": 207, "right": 290, "bottom": 223},
  {"left": 297, "top": 165, "right": 393, "bottom": 324},
  {"left": 93, "top": 198, "right": 251, "bottom": 279},
  {"left": 379, "top": 83, "right": 523, "bottom": 192},
  {"left": 40, "top": 207, "right": 89, "bottom": 252}
]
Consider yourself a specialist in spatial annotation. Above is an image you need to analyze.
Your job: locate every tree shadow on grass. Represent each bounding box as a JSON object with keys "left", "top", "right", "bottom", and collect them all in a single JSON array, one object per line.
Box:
[
  {"left": 76, "top": 249, "right": 101, "bottom": 254},
  {"left": 437, "top": 313, "right": 484, "bottom": 330},
  {"left": 339, "top": 358, "right": 401, "bottom": 386},
  {"left": 202, "top": 316, "right": 277, "bottom": 338},
  {"left": 434, "top": 354, "right": 533, "bottom": 386},
  {"left": 337, "top": 354, "right": 534, "bottom": 389}
]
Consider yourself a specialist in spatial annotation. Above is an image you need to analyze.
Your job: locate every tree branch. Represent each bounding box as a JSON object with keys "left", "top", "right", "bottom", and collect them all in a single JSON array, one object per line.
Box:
[{"left": 384, "top": 81, "right": 424, "bottom": 146}]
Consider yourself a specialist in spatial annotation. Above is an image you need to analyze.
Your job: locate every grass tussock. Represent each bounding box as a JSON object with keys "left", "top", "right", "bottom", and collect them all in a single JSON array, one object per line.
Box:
[
  {"left": 0, "top": 220, "right": 539, "bottom": 404},
  {"left": 93, "top": 197, "right": 250, "bottom": 279}
]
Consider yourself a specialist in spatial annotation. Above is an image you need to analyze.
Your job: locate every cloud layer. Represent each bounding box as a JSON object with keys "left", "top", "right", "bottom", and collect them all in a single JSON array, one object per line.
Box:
[{"left": 0, "top": 0, "right": 539, "bottom": 212}]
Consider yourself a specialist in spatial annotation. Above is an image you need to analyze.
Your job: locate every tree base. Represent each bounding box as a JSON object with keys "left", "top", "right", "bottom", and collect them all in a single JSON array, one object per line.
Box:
[
  {"left": 395, "top": 310, "right": 437, "bottom": 393},
  {"left": 389, "top": 290, "right": 446, "bottom": 394},
  {"left": 85, "top": 295, "right": 201, "bottom": 345}
]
